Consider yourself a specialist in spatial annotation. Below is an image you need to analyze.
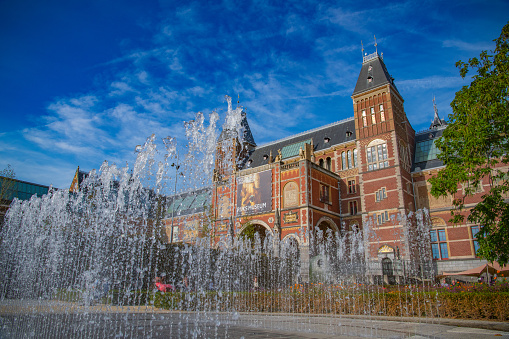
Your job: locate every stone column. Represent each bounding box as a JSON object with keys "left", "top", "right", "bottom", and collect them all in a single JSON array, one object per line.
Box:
[{"left": 299, "top": 245, "right": 310, "bottom": 283}]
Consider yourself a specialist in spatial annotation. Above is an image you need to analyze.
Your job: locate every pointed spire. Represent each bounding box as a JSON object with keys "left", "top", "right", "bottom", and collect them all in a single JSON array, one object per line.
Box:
[
  {"left": 354, "top": 49, "right": 398, "bottom": 96},
  {"left": 430, "top": 96, "right": 446, "bottom": 129}
]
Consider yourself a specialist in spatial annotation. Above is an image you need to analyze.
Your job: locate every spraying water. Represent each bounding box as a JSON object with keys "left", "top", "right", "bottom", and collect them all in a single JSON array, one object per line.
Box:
[{"left": 0, "top": 98, "right": 439, "bottom": 338}]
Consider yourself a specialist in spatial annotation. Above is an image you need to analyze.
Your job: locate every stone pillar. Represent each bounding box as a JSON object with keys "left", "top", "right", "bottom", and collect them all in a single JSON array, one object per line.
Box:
[
  {"left": 299, "top": 245, "right": 310, "bottom": 283},
  {"left": 383, "top": 275, "right": 389, "bottom": 285}
]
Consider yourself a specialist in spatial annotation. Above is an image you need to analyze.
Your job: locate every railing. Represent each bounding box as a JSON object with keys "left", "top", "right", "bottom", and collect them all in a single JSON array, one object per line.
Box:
[
  {"left": 363, "top": 51, "right": 381, "bottom": 63},
  {"left": 281, "top": 162, "right": 300, "bottom": 171}
]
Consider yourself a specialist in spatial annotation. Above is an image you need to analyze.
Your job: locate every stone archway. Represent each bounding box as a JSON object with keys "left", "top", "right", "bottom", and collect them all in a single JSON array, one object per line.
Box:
[
  {"left": 237, "top": 219, "right": 274, "bottom": 238},
  {"left": 315, "top": 216, "right": 340, "bottom": 233},
  {"left": 312, "top": 217, "right": 339, "bottom": 256},
  {"left": 237, "top": 220, "right": 274, "bottom": 250}
]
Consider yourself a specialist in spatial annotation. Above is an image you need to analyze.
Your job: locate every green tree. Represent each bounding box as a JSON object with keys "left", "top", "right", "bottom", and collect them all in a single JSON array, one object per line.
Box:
[{"left": 429, "top": 22, "right": 509, "bottom": 265}]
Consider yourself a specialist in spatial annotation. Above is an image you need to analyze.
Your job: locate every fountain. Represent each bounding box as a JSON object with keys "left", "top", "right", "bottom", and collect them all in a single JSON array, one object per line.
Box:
[{"left": 0, "top": 97, "right": 442, "bottom": 338}]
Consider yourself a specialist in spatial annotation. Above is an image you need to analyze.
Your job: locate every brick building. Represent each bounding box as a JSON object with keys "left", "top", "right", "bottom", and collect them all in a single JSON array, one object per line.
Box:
[{"left": 163, "top": 51, "right": 497, "bottom": 282}]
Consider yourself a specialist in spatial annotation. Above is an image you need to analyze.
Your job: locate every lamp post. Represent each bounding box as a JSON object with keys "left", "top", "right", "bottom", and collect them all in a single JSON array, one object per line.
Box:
[{"left": 169, "top": 159, "right": 182, "bottom": 244}]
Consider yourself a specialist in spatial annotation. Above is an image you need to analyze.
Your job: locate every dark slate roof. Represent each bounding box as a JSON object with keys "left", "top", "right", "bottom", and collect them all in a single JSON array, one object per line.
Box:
[
  {"left": 166, "top": 187, "right": 211, "bottom": 217},
  {"left": 0, "top": 176, "right": 51, "bottom": 201},
  {"left": 218, "top": 112, "right": 256, "bottom": 146},
  {"left": 412, "top": 127, "right": 446, "bottom": 172},
  {"left": 430, "top": 105, "right": 447, "bottom": 130},
  {"left": 77, "top": 171, "right": 89, "bottom": 186},
  {"left": 243, "top": 118, "right": 356, "bottom": 169},
  {"left": 352, "top": 53, "right": 399, "bottom": 96}
]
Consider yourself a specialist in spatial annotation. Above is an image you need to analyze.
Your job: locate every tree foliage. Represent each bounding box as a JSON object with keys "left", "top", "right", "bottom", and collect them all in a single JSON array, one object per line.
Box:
[
  {"left": 429, "top": 22, "right": 509, "bottom": 265},
  {"left": 0, "top": 164, "right": 16, "bottom": 202},
  {"left": 0, "top": 164, "right": 16, "bottom": 229}
]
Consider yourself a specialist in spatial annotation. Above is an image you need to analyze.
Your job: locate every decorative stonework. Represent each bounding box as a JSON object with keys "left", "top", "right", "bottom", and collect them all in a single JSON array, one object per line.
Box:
[
  {"left": 378, "top": 244, "right": 394, "bottom": 253},
  {"left": 416, "top": 183, "right": 452, "bottom": 210},
  {"left": 431, "top": 216, "right": 446, "bottom": 227},
  {"left": 283, "top": 181, "right": 299, "bottom": 208},
  {"left": 217, "top": 195, "right": 230, "bottom": 218},
  {"left": 183, "top": 220, "right": 200, "bottom": 241},
  {"left": 283, "top": 211, "right": 299, "bottom": 224}
]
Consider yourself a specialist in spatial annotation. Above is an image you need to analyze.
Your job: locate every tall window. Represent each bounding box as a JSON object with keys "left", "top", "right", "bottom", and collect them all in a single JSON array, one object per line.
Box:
[
  {"left": 376, "top": 188, "right": 387, "bottom": 202},
  {"left": 348, "top": 179, "right": 356, "bottom": 194},
  {"left": 347, "top": 150, "right": 353, "bottom": 168},
  {"left": 377, "top": 211, "right": 389, "bottom": 225},
  {"left": 353, "top": 149, "right": 358, "bottom": 167},
  {"left": 379, "top": 104, "right": 385, "bottom": 122},
  {"left": 320, "top": 184, "right": 330, "bottom": 204},
  {"left": 362, "top": 110, "right": 367, "bottom": 127},
  {"left": 319, "top": 159, "right": 324, "bottom": 168},
  {"left": 430, "top": 229, "right": 449, "bottom": 259},
  {"left": 366, "top": 143, "right": 389, "bottom": 171},
  {"left": 471, "top": 226, "right": 480, "bottom": 256},
  {"left": 326, "top": 157, "right": 331, "bottom": 171},
  {"left": 349, "top": 201, "right": 358, "bottom": 215},
  {"left": 371, "top": 107, "right": 376, "bottom": 124},
  {"left": 341, "top": 152, "right": 346, "bottom": 170}
]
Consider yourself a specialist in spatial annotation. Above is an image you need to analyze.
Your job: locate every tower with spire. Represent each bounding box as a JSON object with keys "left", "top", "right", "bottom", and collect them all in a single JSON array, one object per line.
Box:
[
  {"left": 351, "top": 42, "right": 417, "bottom": 269},
  {"left": 430, "top": 97, "right": 446, "bottom": 129},
  {"left": 215, "top": 105, "right": 256, "bottom": 180}
]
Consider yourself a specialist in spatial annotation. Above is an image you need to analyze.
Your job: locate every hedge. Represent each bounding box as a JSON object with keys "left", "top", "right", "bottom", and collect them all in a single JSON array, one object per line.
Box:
[{"left": 151, "top": 289, "right": 509, "bottom": 321}]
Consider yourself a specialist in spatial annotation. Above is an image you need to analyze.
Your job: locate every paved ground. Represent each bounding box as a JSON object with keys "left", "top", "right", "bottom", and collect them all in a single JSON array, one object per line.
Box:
[{"left": 1, "top": 300, "right": 508, "bottom": 338}]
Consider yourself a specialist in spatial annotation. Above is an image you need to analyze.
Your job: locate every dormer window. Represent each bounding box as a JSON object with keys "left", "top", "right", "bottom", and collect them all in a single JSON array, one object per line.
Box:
[
  {"left": 346, "top": 130, "right": 353, "bottom": 137},
  {"left": 367, "top": 76, "right": 373, "bottom": 83},
  {"left": 247, "top": 159, "right": 253, "bottom": 167},
  {"left": 324, "top": 137, "right": 330, "bottom": 143},
  {"left": 263, "top": 154, "right": 269, "bottom": 160}
]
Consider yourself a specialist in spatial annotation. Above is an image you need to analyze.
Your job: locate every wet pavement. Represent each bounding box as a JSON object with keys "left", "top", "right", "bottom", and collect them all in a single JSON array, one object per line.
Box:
[{"left": 1, "top": 300, "right": 508, "bottom": 338}]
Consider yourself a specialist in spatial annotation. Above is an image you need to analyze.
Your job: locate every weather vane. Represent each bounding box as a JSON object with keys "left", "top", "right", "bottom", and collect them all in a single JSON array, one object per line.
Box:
[{"left": 374, "top": 35, "right": 378, "bottom": 54}]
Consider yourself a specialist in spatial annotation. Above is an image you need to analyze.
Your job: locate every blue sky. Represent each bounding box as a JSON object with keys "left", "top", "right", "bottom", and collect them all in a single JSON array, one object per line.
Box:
[{"left": 1, "top": 0, "right": 507, "bottom": 189}]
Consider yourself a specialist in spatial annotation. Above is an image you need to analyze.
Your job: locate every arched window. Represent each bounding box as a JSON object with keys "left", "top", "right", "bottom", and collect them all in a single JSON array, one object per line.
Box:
[
  {"left": 347, "top": 150, "right": 353, "bottom": 168},
  {"left": 341, "top": 152, "right": 346, "bottom": 170},
  {"left": 326, "top": 157, "right": 331, "bottom": 171},
  {"left": 362, "top": 110, "right": 367, "bottom": 127},
  {"left": 366, "top": 139, "right": 389, "bottom": 171},
  {"left": 353, "top": 149, "right": 358, "bottom": 167},
  {"left": 371, "top": 107, "right": 376, "bottom": 124},
  {"left": 319, "top": 159, "right": 324, "bottom": 168}
]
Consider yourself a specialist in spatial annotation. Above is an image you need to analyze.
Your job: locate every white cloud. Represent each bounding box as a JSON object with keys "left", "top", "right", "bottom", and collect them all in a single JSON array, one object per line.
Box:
[
  {"left": 397, "top": 76, "right": 465, "bottom": 90},
  {"left": 442, "top": 39, "right": 494, "bottom": 52},
  {"left": 109, "top": 81, "right": 137, "bottom": 96}
]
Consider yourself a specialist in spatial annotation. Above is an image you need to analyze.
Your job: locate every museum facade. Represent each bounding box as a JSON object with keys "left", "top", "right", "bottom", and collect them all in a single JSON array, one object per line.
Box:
[{"left": 161, "top": 51, "right": 496, "bottom": 283}]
